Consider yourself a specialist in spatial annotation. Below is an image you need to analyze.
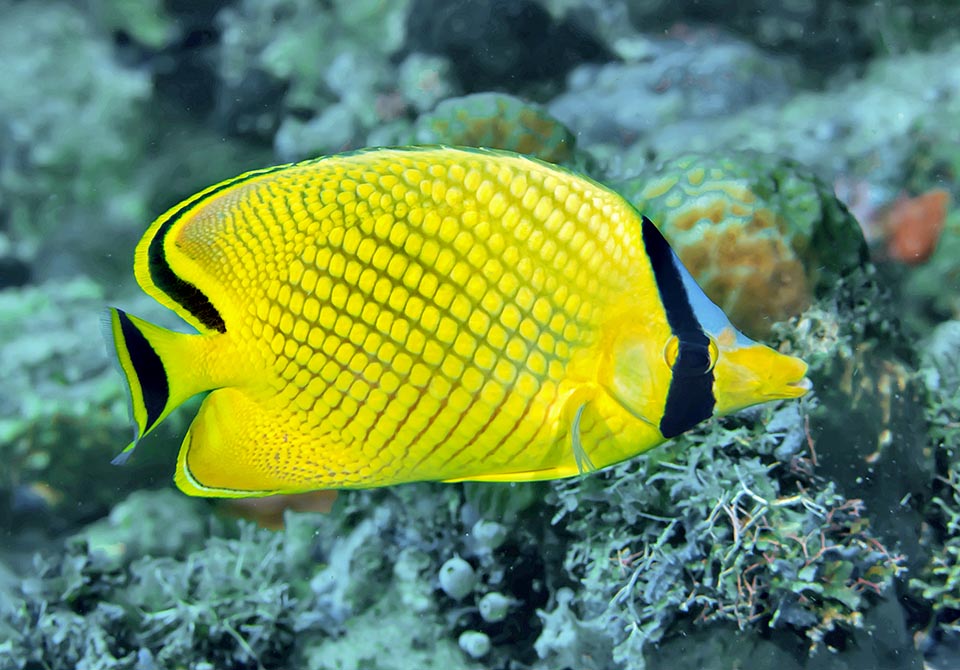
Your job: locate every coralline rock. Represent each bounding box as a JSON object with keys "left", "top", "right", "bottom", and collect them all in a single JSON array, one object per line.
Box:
[
  {"left": 74, "top": 490, "right": 210, "bottom": 562},
  {"left": 405, "top": 0, "right": 610, "bottom": 91},
  {"left": 0, "top": 278, "right": 171, "bottom": 530},
  {"left": 215, "top": 0, "right": 410, "bottom": 143},
  {"left": 397, "top": 53, "right": 460, "bottom": 114},
  {"left": 0, "top": 2, "right": 150, "bottom": 275},
  {"left": 911, "top": 319, "right": 960, "bottom": 637},
  {"left": 549, "top": 28, "right": 800, "bottom": 147},
  {"left": 618, "top": 0, "right": 959, "bottom": 73},
  {"left": 535, "top": 587, "right": 612, "bottom": 670},
  {"left": 642, "top": 45, "right": 960, "bottom": 190},
  {"left": 87, "top": 0, "right": 178, "bottom": 48}
]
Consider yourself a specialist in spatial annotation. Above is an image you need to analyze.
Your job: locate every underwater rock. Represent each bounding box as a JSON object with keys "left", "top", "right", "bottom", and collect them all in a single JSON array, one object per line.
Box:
[
  {"left": 309, "top": 507, "right": 392, "bottom": 626},
  {"left": 922, "top": 320, "right": 960, "bottom": 396},
  {"left": 0, "top": 278, "right": 173, "bottom": 531},
  {"left": 274, "top": 104, "right": 358, "bottom": 161},
  {"left": 535, "top": 587, "right": 612, "bottom": 670},
  {"left": 215, "top": 0, "right": 410, "bottom": 143},
  {"left": 909, "top": 320, "right": 960, "bottom": 637},
  {"left": 549, "top": 28, "right": 800, "bottom": 148},
  {"left": 405, "top": 0, "right": 610, "bottom": 91},
  {"left": 74, "top": 489, "right": 210, "bottom": 562},
  {"left": 542, "top": 376, "right": 906, "bottom": 667},
  {"left": 616, "top": 151, "right": 867, "bottom": 337},
  {"left": 413, "top": 93, "right": 578, "bottom": 165},
  {"left": 1, "top": 523, "right": 312, "bottom": 669},
  {"left": 301, "top": 583, "right": 476, "bottom": 670},
  {"left": 87, "top": 0, "right": 178, "bottom": 49},
  {"left": 645, "top": 594, "right": 923, "bottom": 670},
  {"left": 438, "top": 556, "right": 476, "bottom": 601},
  {"left": 642, "top": 44, "right": 960, "bottom": 191},
  {"left": 457, "top": 630, "right": 491, "bottom": 659},
  {"left": 0, "top": 252, "right": 30, "bottom": 290},
  {"left": 619, "top": 0, "right": 959, "bottom": 74},
  {"left": 778, "top": 269, "right": 932, "bottom": 568},
  {"left": 0, "top": 1, "right": 151, "bottom": 276},
  {"left": 397, "top": 52, "right": 460, "bottom": 114}
]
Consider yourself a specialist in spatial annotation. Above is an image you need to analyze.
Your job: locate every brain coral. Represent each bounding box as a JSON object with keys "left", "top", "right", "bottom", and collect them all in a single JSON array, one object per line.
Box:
[
  {"left": 616, "top": 152, "right": 868, "bottom": 337},
  {"left": 414, "top": 92, "right": 577, "bottom": 165}
]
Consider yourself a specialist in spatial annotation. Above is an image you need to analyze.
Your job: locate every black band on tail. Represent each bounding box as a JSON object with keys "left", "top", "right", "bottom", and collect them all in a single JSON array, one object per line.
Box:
[{"left": 117, "top": 310, "right": 170, "bottom": 433}]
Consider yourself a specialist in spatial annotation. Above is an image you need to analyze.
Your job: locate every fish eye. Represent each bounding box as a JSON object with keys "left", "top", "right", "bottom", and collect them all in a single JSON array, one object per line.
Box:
[
  {"left": 663, "top": 335, "right": 718, "bottom": 376},
  {"left": 663, "top": 335, "right": 680, "bottom": 368}
]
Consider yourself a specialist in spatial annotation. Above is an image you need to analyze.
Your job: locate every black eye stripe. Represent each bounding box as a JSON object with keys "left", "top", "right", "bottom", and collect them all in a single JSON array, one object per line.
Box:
[
  {"left": 674, "top": 340, "right": 712, "bottom": 377},
  {"left": 640, "top": 216, "right": 715, "bottom": 437}
]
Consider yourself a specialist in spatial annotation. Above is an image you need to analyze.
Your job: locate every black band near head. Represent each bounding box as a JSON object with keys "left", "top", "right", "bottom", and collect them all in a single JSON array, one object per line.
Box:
[
  {"left": 640, "top": 216, "right": 716, "bottom": 437},
  {"left": 117, "top": 310, "right": 169, "bottom": 433}
]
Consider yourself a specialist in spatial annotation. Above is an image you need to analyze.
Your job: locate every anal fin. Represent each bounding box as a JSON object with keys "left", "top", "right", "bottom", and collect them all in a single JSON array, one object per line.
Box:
[{"left": 176, "top": 388, "right": 309, "bottom": 498}]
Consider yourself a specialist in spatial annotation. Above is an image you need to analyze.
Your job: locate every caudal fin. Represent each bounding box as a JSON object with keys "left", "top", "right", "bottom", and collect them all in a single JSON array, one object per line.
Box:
[{"left": 101, "top": 308, "right": 211, "bottom": 464}]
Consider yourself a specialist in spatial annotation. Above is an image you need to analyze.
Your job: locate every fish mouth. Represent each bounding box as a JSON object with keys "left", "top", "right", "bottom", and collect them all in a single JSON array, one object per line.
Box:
[{"left": 781, "top": 376, "right": 813, "bottom": 398}]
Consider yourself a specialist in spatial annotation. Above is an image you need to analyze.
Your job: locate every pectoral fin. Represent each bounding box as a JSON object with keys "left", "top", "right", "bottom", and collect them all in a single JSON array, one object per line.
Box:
[{"left": 561, "top": 387, "right": 598, "bottom": 475}]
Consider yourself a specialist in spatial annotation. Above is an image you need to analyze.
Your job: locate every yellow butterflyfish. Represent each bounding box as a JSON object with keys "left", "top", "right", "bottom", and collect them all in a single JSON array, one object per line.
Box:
[{"left": 103, "top": 146, "right": 810, "bottom": 498}]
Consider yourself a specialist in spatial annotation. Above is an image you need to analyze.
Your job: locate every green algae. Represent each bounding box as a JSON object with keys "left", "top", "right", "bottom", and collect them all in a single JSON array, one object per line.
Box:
[
  {"left": 0, "top": 279, "right": 150, "bottom": 528},
  {"left": 539, "top": 403, "right": 907, "bottom": 668},
  {"left": 0, "top": 2, "right": 151, "bottom": 274},
  {"left": 910, "top": 320, "right": 960, "bottom": 635}
]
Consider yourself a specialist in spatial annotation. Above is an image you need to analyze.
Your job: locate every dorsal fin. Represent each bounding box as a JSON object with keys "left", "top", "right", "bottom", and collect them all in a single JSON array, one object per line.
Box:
[{"left": 133, "top": 164, "right": 294, "bottom": 333}]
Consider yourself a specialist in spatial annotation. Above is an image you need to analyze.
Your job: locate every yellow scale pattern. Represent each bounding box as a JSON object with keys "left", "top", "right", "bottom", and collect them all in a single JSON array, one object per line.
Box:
[{"left": 175, "top": 149, "right": 645, "bottom": 487}]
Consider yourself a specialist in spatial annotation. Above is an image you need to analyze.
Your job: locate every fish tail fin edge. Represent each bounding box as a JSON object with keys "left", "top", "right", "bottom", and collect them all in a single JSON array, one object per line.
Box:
[{"left": 101, "top": 308, "right": 210, "bottom": 463}]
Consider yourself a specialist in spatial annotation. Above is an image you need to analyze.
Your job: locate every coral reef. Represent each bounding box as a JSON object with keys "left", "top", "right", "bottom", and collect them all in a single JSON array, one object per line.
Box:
[
  {"left": 0, "top": 486, "right": 536, "bottom": 670},
  {"left": 1, "top": 517, "right": 308, "bottom": 669},
  {"left": 405, "top": 0, "right": 610, "bottom": 91},
  {"left": 548, "top": 28, "right": 801, "bottom": 148},
  {"left": 413, "top": 93, "right": 578, "bottom": 165},
  {"left": 775, "top": 268, "right": 932, "bottom": 560},
  {"left": 216, "top": 0, "right": 412, "bottom": 158},
  {"left": 615, "top": 152, "right": 867, "bottom": 337},
  {"left": 613, "top": 0, "right": 960, "bottom": 72},
  {"left": 619, "top": 43, "right": 960, "bottom": 193},
  {"left": 537, "top": 402, "right": 908, "bottom": 668},
  {"left": 910, "top": 321, "right": 960, "bottom": 637},
  {"left": 0, "top": 2, "right": 151, "bottom": 279},
  {"left": 0, "top": 278, "right": 174, "bottom": 532},
  {"left": 2, "top": 1, "right": 960, "bottom": 669}
]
